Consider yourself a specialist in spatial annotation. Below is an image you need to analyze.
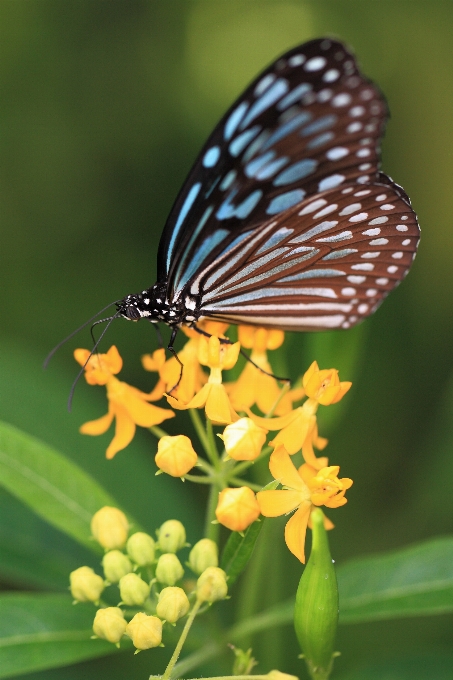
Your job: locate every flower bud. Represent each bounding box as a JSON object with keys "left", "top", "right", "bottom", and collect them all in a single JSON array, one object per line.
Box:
[
  {"left": 157, "top": 519, "right": 186, "bottom": 553},
  {"left": 125, "top": 612, "right": 162, "bottom": 651},
  {"left": 70, "top": 566, "right": 104, "bottom": 603},
  {"left": 196, "top": 566, "right": 228, "bottom": 603},
  {"left": 188, "top": 538, "right": 218, "bottom": 575},
  {"left": 155, "top": 553, "right": 184, "bottom": 585},
  {"left": 155, "top": 435, "right": 198, "bottom": 477},
  {"left": 93, "top": 607, "right": 127, "bottom": 644},
  {"left": 267, "top": 672, "right": 299, "bottom": 680},
  {"left": 91, "top": 506, "right": 129, "bottom": 550},
  {"left": 221, "top": 418, "right": 267, "bottom": 461},
  {"left": 156, "top": 586, "right": 190, "bottom": 623},
  {"left": 294, "top": 508, "right": 339, "bottom": 678},
  {"left": 102, "top": 550, "right": 133, "bottom": 583},
  {"left": 119, "top": 573, "right": 150, "bottom": 606},
  {"left": 127, "top": 532, "right": 155, "bottom": 566},
  {"left": 215, "top": 486, "right": 260, "bottom": 532}
]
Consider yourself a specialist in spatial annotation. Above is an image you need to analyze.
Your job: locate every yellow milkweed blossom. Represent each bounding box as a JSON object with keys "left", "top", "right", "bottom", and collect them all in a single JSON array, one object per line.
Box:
[
  {"left": 75, "top": 346, "right": 174, "bottom": 458},
  {"left": 166, "top": 333, "right": 241, "bottom": 425},
  {"left": 250, "top": 361, "right": 351, "bottom": 469},
  {"left": 257, "top": 446, "right": 352, "bottom": 563}
]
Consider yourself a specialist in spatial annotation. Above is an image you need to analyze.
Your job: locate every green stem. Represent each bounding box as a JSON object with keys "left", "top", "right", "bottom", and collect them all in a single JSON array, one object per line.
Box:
[
  {"left": 228, "top": 477, "right": 262, "bottom": 492},
  {"left": 184, "top": 474, "right": 216, "bottom": 485},
  {"left": 205, "top": 483, "right": 221, "bottom": 541},
  {"left": 172, "top": 598, "right": 294, "bottom": 678},
  {"left": 162, "top": 599, "right": 202, "bottom": 680},
  {"left": 168, "top": 676, "right": 276, "bottom": 680},
  {"left": 189, "top": 409, "right": 211, "bottom": 457},
  {"left": 149, "top": 425, "right": 170, "bottom": 439},
  {"left": 206, "top": 419, "right": 220, "bottom": 467}
]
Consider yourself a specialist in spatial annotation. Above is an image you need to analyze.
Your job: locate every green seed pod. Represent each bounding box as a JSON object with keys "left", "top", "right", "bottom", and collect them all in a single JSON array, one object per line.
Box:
[
  {"left": 156, "top": 586, "right": 190, "bottom": 623},
  {"left": 127, "top": 532, "right": 155, "bottom": 566},
  {"left": 294, "top": 508, "right": 339, "bottom": 680},
  {"left": 70, "top": 566, "right": 105, "bottom": 603},
  {"left": 92, "top": 607, "right": 127, "bottom": 644},
  {"left": 102, "top": 550, "right": 133, "bottom": 583},
  {"left": 157, "top": 519, "right": 186, "bottom": 553},
  {"left": 155, "top": 553, "right": 184, "bottom": 585},
  {"left": 196, "top": 566, "right": 228, "bottom": 603},
  {"left": 188, "top": 538, "right": 218, "bottom": 575},
  {"left": 119, "top": 573, "right": 150, "bottom": 606}
]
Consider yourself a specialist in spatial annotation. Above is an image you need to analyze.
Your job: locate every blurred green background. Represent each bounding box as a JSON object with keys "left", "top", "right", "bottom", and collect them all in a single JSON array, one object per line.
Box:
[{"left": 1, "top": 1, "right": 453, "bottom": 678}]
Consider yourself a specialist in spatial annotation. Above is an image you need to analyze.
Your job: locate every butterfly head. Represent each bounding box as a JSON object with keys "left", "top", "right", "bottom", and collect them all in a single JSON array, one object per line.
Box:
[{"left": 115, "top": 282, "right": 189, "bottom": 326}]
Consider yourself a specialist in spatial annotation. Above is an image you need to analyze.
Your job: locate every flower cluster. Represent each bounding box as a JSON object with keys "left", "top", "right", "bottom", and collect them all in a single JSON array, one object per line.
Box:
[
  {"left": 75, "top": 324, "right": 353, "bottom": 563},
  {"left": 70, "top": 506, "right": 227, "bottom": 652}
]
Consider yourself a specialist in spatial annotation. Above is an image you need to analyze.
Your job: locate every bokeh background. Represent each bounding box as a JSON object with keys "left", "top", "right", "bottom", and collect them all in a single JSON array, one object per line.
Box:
[{"left": 1, "top": 1, "right": 453, "bottom": 678}]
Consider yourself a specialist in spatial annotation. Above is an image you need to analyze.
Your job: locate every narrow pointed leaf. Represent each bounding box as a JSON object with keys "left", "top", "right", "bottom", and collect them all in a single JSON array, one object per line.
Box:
[{"left": 0, "top": 420, "right": 132, "bottom": 552}]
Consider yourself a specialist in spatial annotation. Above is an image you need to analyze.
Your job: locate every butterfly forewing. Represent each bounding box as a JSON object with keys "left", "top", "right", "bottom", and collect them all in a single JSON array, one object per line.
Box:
[
  {"left": 195, "top": 179, "right": 419, "bottom": 331},
  {"left": 158, "top": 39, "right": 389, "bottom": 299}
]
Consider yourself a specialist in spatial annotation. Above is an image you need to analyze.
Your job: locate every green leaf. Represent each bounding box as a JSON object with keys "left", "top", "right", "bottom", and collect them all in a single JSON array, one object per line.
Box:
[
  {"left": 0, "top": 489, "right": 97, "bottom": 590},
  {"left": 337, "top": 536, "right": 453, "bottom": 622},
  {"left": 0, "top": 420, "right": 133, "bottom": 552},
  {"left": 220, "top": 481, "right": 278, "bottom": 586},
  {"left": 337, "top": 653, "right": 453, "bottom": 680},
  {"left": 0, "top": 592, "right": 122, "bottom": 678}
]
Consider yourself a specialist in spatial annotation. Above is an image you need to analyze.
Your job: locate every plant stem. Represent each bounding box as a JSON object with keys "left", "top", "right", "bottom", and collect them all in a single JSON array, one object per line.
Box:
[
  {"left": 205, "top": 483, "right": 220, "bottom": 541},
  {"left": 189, "top": 409, "right": 211, "bottom": 457},
  {"left": 149, "top": 425, "right": 170, "bottom": 439},
  {"left": 161, "top": 599, "right": 202, "bottom": 680}
]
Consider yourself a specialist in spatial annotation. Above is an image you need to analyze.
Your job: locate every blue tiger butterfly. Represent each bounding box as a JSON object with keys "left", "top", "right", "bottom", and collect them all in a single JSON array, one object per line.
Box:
[{"left": 114, "top": 38, "right": 419, "bottom": 342}]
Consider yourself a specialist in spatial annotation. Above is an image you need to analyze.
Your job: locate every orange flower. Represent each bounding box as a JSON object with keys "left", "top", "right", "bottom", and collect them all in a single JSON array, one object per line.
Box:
[
  {"left": 215, "top": 486, "right": 261, "bottom": 532},
  {"left": 257, "top": 446, "right": 352, "bottom": 563},
  {"left": 166, "top": 335, "right": 240, "bottom": 425},
  {"left": 249, "top": 361, "right": 351, "bottom": 469},
  {"left": 303, "top": 361, "right": 352, "bottom": 405},
  {"left": 227, "top": 326, "right": 295, "bottom": 415},
  {"left": 155, "top": 435, "right": 198, "bottom": 477},
  {"left": 75, "top": 346, "right": 174, "bottom": 459}
]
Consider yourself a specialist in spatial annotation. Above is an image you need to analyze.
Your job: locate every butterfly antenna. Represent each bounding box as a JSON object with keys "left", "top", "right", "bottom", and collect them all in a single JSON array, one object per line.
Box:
[
  {"left": 67, "top": 311, "right": 121, "bottom": 412},
  {"left": 43, "top": 301, "right": 120, "bottom": 369}
]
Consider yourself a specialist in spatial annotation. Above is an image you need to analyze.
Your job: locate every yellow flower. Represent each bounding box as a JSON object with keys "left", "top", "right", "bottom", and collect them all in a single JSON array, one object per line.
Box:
[
  {"left": 125, "top": 612, "right": 162, "bottom": 651},
  {"left": 155, "top": 435, "right": 198, "bottom": 477},
  {"left": 215, "top": 486, "right": 261, "bottom": 532},
  {"left": 220, "top": 417, "right": 268, "bottom": 461},
  {"left": 249, "top": 361, "right": 351, "bottom": 469},
  {"left": 75, "top": 346, "right": 174, "bottom": 459},
  {"left": 166, "top": 335, "right": 240, "bottom": 425},
  {"left": 228, "top": 326, "right": 295, "bottom": 415},
  {"left": 91, "top": 506, "right": 129, "bottom": 549},
  {"left": 303, "top": 361, "right": 352, "bottom": 405},
  {"left": 256, "top": 446, "right": 352, "bottom": 563}
]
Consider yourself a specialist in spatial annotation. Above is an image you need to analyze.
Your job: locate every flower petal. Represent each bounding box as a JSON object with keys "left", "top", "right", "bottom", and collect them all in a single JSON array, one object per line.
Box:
[
  {"left": 205, "top": 384, "right": 238, "bottom": 424},
  {"left": 284, "top": 504, "right": 311, "bottom": 563},
  {"left": 80, "top": 409, "right": 114, "bottom": 435},
  {"left": 106, "top": 405, "right": 136, "bottom": 459},
  {"left": 270, "top": 412, "right": 315, "bottom": 455},
  {"left": 269, "top": 446, "right": 308, "bottom": 491},
  {"left": 256, "top": 489, "right": 302, "bottom": 517}
]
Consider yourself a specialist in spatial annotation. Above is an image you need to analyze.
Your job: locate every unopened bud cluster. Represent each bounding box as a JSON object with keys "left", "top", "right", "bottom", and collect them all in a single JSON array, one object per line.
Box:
[{"left": 69, "top": 506, "right": 227, "bottom": 653}]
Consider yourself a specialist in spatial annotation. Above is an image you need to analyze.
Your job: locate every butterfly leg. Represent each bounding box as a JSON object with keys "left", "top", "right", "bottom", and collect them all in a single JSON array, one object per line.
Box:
[{"left": 166, "top": 326, "right": 184, "bottom": 395}]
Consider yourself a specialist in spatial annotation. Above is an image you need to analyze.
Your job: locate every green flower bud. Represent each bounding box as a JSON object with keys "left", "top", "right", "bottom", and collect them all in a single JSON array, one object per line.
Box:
[
  {"left": 70, "top": 566, "right": 105, "bottom": 603},
  {"left": 102, "top": 550, "right": 133, "bottom": 583},
  {"left": 188, "top": 538, "right": 218, "bottom": 575},
  {"left": 126, "top": 612, "right": 162, "bottom": 651},
  {"left": 119, "top": 573, "right": 150, "bottom": 606},
  {"left": 231, "top": 646, "right": 257, "bottom": 675},
  {"left": 157, "top": 519, "right": 186, "bottom": 553},
  {"left": 93, "top": 607, "right": 127, "bottom": 644},
  {"left": 294, "top": 508, "right": 339, "bottom": 680},
  {"left": 127, "top": 532, "right": 155, "bottom": 566},
  {"left": 155, "top": 553, "right": 184, "bottom": 585},
  {"left": 196, "top": 566, "right": 228, "bottom": 603},
  {"left": 91, "top": 506, "right": 129, "bottom": 550},
  {"left": 156, "top": 586, "right": 190, "bottom": 623}
]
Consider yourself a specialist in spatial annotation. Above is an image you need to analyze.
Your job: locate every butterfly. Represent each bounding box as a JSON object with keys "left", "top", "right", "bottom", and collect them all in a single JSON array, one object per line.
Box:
[{"left": 116, "top": 38, "right": 419, "bottom": 341}]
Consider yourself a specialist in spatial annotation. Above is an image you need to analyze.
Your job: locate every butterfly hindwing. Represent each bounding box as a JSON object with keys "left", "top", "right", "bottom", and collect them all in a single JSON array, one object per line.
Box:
[
  {"left": 196, "top": 178, "right": 419, "bottom": 331},
  {"left": 158, "top": 39, "right": 389, "bottom": 300}
]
